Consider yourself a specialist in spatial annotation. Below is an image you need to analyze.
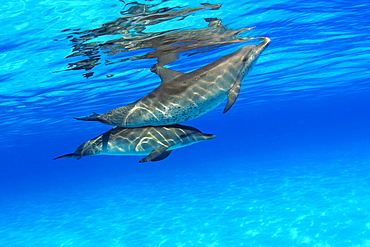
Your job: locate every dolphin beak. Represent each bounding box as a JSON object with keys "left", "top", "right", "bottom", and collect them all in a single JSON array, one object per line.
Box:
[{"left": 256, "top": 37, "right": 271, "bottom": 52}]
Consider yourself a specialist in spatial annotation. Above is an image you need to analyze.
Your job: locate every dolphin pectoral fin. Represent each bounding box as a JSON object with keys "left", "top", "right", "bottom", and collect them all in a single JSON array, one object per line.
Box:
[
  {"left": 139, "top": 146, "right": 172, "bottom": 163},
  {"left": 151, "top": 65, "right": 184, "bottom": 84},
  {"left": 53, "top": 153, "right": 82, "bottom": 160},
  {"left": 151, "top": 150, "right": 172, "bottom": 162},
  {"left": 74, "top": 112, "right": 101, "bottom": 121},
  {"left": 223, "top": 80, "right": 241, "bottom": 114}
]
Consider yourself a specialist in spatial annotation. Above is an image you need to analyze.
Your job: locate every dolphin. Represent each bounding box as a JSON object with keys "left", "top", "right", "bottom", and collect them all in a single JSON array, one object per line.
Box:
[
  {"left": 54, "top": 124, "right": 215, "bottom": 163},
  {"left": 75, "top": 37, "right": 270, "bottom": 127}
]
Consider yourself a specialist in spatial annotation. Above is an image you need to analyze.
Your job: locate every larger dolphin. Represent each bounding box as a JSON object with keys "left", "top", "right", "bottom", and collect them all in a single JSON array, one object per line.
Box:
[
  {"left": 54, "top": 124, "right": 215, "bottom": 163},
  {"left": 76, "top": 37, "right": 270, "bottom": 127}
]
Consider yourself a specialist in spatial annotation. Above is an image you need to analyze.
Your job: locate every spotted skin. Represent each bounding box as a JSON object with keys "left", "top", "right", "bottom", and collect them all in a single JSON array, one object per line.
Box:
[
  {"left": 76, "top": 37, "right": 270, "bottom": 127},
  {"left": 54, "top": 124, "right": 215, "bottom": 162}
]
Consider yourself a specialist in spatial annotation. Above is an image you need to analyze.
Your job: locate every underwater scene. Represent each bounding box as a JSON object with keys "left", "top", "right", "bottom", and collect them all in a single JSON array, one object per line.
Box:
[{"left": 1, "top": 0, "right": 370, "bottom": 246}]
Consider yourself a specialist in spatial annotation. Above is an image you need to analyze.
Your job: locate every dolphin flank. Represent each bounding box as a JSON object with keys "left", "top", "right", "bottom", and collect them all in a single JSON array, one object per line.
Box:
[
  {"left": 75, "top": 37, "right": 270, "bottom": 127},
  {"left": 54, "top": 124, "right": 215, "bottom": 163}
]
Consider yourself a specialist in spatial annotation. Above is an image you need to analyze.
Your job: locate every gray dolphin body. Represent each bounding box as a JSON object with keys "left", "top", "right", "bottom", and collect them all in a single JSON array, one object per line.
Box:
[
  {"left": 54, "top": 124, "right": 215, "bottom": 162},
  {"left": 76, "top": 37, "right": 270, "bottom": 127}
]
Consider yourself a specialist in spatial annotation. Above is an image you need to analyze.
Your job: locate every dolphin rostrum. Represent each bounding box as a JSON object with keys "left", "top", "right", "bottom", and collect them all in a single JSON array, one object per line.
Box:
[
  {"left": 54, "top": 124, "right": 215, "bottom": 163},
  {"left": 75, "top": 37, "right": 270, "bottom": 127}
]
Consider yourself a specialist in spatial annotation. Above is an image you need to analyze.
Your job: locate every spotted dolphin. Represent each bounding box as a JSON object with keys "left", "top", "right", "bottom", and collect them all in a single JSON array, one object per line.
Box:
[
  {"left": 54, "top": 124, "right": 215, "bottom": 163},
  {"left": 75, "top": 37, "right": 270, "bottom": 127}
]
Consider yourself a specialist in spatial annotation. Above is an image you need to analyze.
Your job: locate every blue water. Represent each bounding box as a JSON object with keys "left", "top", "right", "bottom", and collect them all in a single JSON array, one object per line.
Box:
[{"left": 1, "top": 0, "right": 370, "bottom": 246}]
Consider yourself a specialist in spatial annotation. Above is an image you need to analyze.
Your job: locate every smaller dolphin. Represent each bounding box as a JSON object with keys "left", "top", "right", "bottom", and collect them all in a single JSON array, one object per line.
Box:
[{"left": 54, "top": 124, "right": 215, "bottom": 163}]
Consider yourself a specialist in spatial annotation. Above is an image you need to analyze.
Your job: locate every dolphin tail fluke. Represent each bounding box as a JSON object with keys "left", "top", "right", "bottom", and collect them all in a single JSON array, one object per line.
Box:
[
  {"left": 74, "top": 112, "right": 101, "bottom": 122},
  {"left": 53, "top": 153, "right": 81, "bottom": 160}
]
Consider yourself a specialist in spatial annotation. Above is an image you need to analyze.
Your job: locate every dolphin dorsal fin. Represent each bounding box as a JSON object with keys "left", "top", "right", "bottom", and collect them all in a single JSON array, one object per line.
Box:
[
  {"left": 157, "top": 53, "right": 179, "bottom": 66},
  {"left": 150, "top": 53, "right": 183, "bottom": 83},
  {"left": 153, "top": 66, "right": 184, "bottom": 84}
]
